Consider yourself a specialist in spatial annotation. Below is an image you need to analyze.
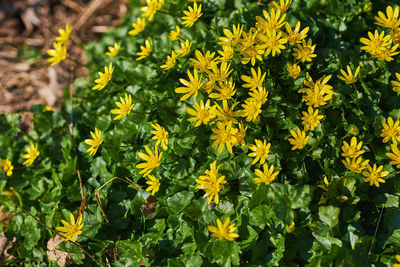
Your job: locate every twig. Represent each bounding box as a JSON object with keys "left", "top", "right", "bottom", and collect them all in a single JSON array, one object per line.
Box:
[
  {"left": 74, "top": 0, "right": 112, "bottom": 31},
  {"left": 364, "top": 204, "right": 385, "bottom": 267}
]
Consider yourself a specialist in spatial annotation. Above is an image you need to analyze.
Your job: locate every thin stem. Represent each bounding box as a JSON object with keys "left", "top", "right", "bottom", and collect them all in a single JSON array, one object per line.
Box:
[
  {"left": 158, "top": 9, "right": 179, "bottom": 17},
  {"left": 364, "top": 204, "right": 385, "bottom": 267},
  {"left": 111, "top": 81, "right": 124, "bottom": 90}
]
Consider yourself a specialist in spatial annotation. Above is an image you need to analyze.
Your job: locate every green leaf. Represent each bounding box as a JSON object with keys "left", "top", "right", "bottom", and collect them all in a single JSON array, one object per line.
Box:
[
  {"left": 319, "top": 206, "right": 340, "bottom": 229},
  {"left": 166, "top": 191, "right": 194, "bottom": 215}
]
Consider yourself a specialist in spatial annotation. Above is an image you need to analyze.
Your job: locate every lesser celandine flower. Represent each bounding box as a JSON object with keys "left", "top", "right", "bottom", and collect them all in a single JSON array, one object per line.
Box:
[
  {"left": 181, "top": 2, "right": 202, "bottom": 28},
  {"left": 136, "top": 145, "right": 162, "bottom": 177},
  {"left": 214, "top": 100, "right": 240, "bottom": 124},
  {"left": 208, "top": 61, "right": 232, "bottom": 82},
  {"left": 175, "top": 39, "right": 192, "bottom": 57},
  {"left": 92, "top": 63, "right": 114, "bottom": 91},
  {"left": 218, "top": 24, "right": 243, "bottom": 47},
  {"left": 22, "top": 142, "right": 40, "bottom": 166},
  {"left": 271, "top": 0, "right": 292, "bottom": 13},
  {"left": 145, "top": 175, "right": 160, "bottom": 195},
  {"left": 240, "top": 99, "right": 262, "bottom": 122},
  {"left": 160, "top": 51, "right": 177, "bottom": 70},
  {"left": 0, "top": 159, "right": 13, "bottom": 176},
  {"left": 284, "top": 21, "right": 309, "bottom": 45},
  {"left": 374, "top": 5, "right": 400, "bottom": 29},
  {"left": 391, "top": 72, "right": 400, "bottom": 93},
  {"left": 299, "top": 73, "right": 333, "bottom": 107},
  {"left": 55, "top": 24, "right": 72, "bottom": 44},
  {"left": 195, "top": 161, "right": 226, "bottom": 205},
  {"left": 342, "top": 156, "right": 369, "bottom": 173},
  {"left": 209, "top": 78, "right": 236, "bottom": 101},
  {"left": 287, "top": 63, "right": 301, "bottom": 79},
  {"left": 293, "top": 39, "right": 317, "bottom": 62},
  {"left": 341, "top": 137, "right": 365, "bottom": 158},
  {"left": 253, "top": 163, "right": 279, "bottom": 186},
  {"left": 111, "top": 93, "right": 134, "bottom": 120},
  {"left": 211, "top": 121, "right": 238, "bottom": 154},
  {"left": 56, "top": 213, "right": 84, "bottom": 242},
  {"left": 240, "top": 40, "right": 264, "bottom": 66},
  {"left": 105, "top": 42, "right": 121, "bottom": 56},
  {"left": 207, "top": 217, "right": 239, "bottom": 241},
  {"left": 381, "top": 117, "right": 400, "bottom": 144},
  {"left": 169, "top": 25, "right": 181, "bottom": 41},
  {"left": 241, "top": 67, "right": 266, "bottom": 91},
  {"left": 217, "top": 45, "right": 234, "bottom": 62},
  {"left": 288, "top": 128, "right": 309, "bottom": 150},
  {"left": 256, "top": 8, "right": 286, "bottom": 32},
  {"left": 248, "top": 139, "right": 271, "bottom": 165},
  {"left": 363, "top": 164, "right": 389, "bottom": 187},
  {"left": 140, "top": 0, "right": 164, "bottom": 21},
  {"left": 235, "top": 122, "right": 247, "bottom": 147},
  {"left": 186, "top": 99, "right": 216, "bottom": 127},
  {"left": 190, "top": 50, "right": 215, "bottom": 72},
  {"left": 259, "top": 29, "right": 288, "bottom": 57},
  {"left": 386, "top": 143, "right": 400, "bottom": 169},
  {"left": 337, "top": 65, "right": 360, "bottom": 84},
  {"left": 248, "top": 86, "right": 269, "bottom": 105},
  {"left": 151, "top": 123, "right": 168, "bottom": 150},
  {"left": 175, "top": 68, "right": 202, "bottom": 101},
  {"left": 136, "top": 40, "right": 152, "bottom": 61},
  {"left": 301, "top": 106, "right": 324, "bottom": 131},
  {"left": 84, "top": 128, "right": 103, "bottom": 156},
  {"left": 394, "top": 255, "right": 400, "bottom": 267},
  {"left": 47, "top": 42, "right": 67, "bottom": 66},
  {"left": 360, "top": 30, "right": 391, "bottom": 57},
  {"left": 128, "top": 18, "right": 146, "bottom": 36}
]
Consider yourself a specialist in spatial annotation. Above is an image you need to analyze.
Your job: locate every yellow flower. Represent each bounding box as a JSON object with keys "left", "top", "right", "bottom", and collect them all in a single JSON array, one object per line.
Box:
[
  {"left": 208, "top": 61, "right": 232, "bottom": 82},
  {"left": 190, "top": 50, "right": 215, "bottom": 72},
  {"left": 209, "top": 78, "right": 236, "bottom": 101},
  {"left": 248, "top": 139, "right": 271, "bottom": 165},
  {"left": 140, "top": 0, "right": 164, "bottom": 21},
  {"left": 84, "top": 128, "right": 103, "bottom": 156},
  {"left": 203, "top": 79, "right": 215, "bottom": 94},
  {"left": 240, "top": 99, "right": 262, "bottom": 123},
  {"left": 360, "top": 30, "right": 391, "bottom": 57},
  {"left": 46, "top": 42, "right": 67, "bottom": 66},
  {"left": 128, "top": 18, "right": 146, "bottom": 36},
  {"left": 341, "top": 137, "right": 365, "bottom": 158},
  {"left": 151, "top": 123, "right": 168, "bottom": 150},
  {"left": 362, "top": 164, "right": 389, "bottom": 187},
  {"left": 175, "top": 68, "right": 202, "bottom": 101},
  {"left": 253, "top": 163, "right": 279, "bottom": 185},
  {"left": 105, "top": 42, "right": 121, "bottom": 57},
  {"left": 43, "top": 105, "right": 53, "bottom": 111},
  {"left": 301, "top": 106, "right": 324, "bottom": 131},
  {"left": 186, "top": 99, "right": 217, "bottom": 127},
  {"left": 55, "top": 213, "right": 84, "bottom": 242},
  {"left": 374, "top": 5, "right": 400, "bottom": 29},
  {"left": 293, "top": 39, "right": 317, "bottom": 62},
  {"left": 161, "top": 51, "right": 177, "bottom": 70},
  {"left": 381, "top": 117, "right": 400, "bottom": 145},
  {"left": 391, "top": 28, "right": 400, "bottom": 46},
  {"left": 394, "top": 255, "right": 400, "bottom": 267},
  {"left": 342, "top": 157, "right": 369, "bottom": 173},
  {"left": 284, "top": 21, "right": 309, "bottom": 45},
  {"left": 22, "top": 141, "right": 40, "bottom": 166},
  {"left": 169, "top": 25, "right": 181, "bottom": 41},
  {"left": 145, "top": 175, "right": 160, "bottom": 195},
  {"left": 218, "top": 24, "right": 243, "bottom": 47},
  {"left": 217, "top": 45, "right": 234, "bottom": 62},
  {"left": 181, "top": 2, "right": 202, "bottom": 28},
  {"left": 259, "top": 29, "right": 288, "bottom": 57},
  {"left": 241, "top": 67, "right": 266, "bottom": 91},
  {"left": 136, "top": 40, "right": 152, "bottom": 61},
  {"left": 55, "top": 24, "right": 72, "bottom": 44},
  {"left": 136, "top": 145, "right": 162, "bottom": 177},
  {"left": 391, "top": 72, "right": 400, "bottom": 93},
  {"left": 271, "top": 0, "right": 292, "bottom": 13},
  {"left": 175, "top": 39, "right": 192, "bottom": 57},
  {"left": 299, "top": 73, "right": 333, "bottom": 108},
  {"left": 92, "top": 62, "right": 114, "bottom": 91},
  {"left": 285, "top": 220, "right": 295, "bottom": 233},
  {"left": 240, "top": 43, "right": 265, "bottom": 66},
  {"left": 248, "top": 86, "right": 269, "bottom": 105},
  {"left": 337, "top": 65, "right": 360, "bottom": 84},
  {"left": 195, "top": 161, "right": 226, "bottom": 205},
  {"left": 386, "top": 143, "right": 400, "bottom": 169},
  {"left": 111, "top": 93, "right": 134, "bottom": 120},
  {"left": 287, "top": 63, "right": 301, "bottom": 79},
  {"left": 234, "top": 122, "right": 247, "bottom": 147},
  {"left": 0, "top": 159, "right": 14, "bottom": 176},
  {"left": 211, "top": 121, "right": 238, "bottom": 153},
  {"left": 288, "top": 128, "right": 309, "bottom": 150},
  {"left": 207, "top": 217, "right": 239, "bottom": 241},
  {"left": 256, "top": 8, "right": 286, "bottom": 33},
  {"left": 214, "top": 100, "right": 240, "bottom": 125}
]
